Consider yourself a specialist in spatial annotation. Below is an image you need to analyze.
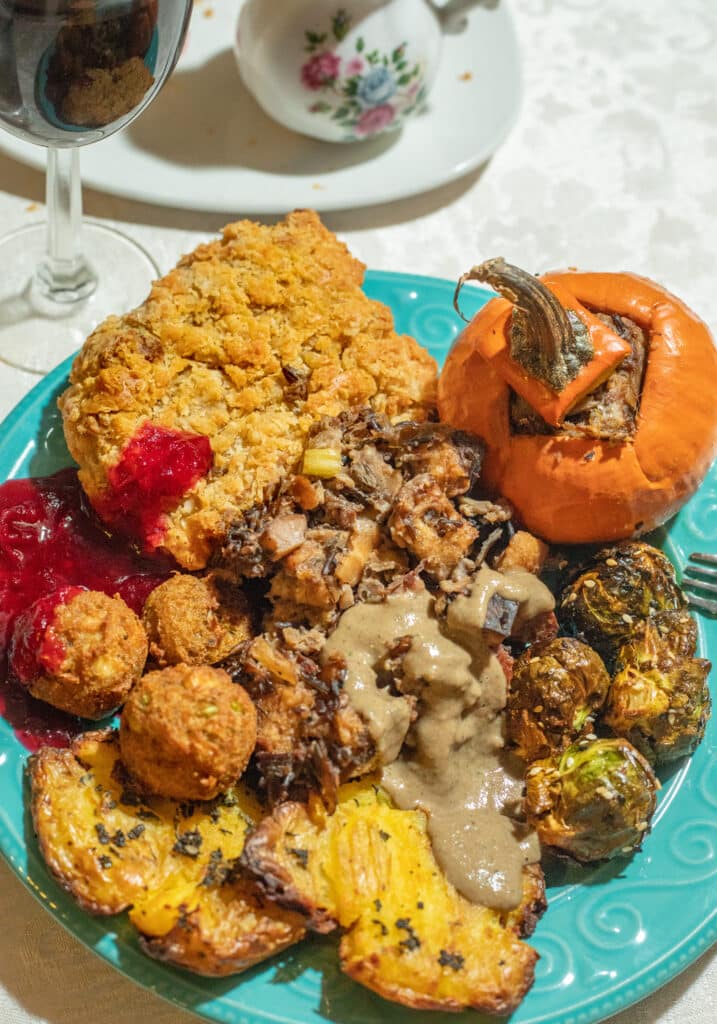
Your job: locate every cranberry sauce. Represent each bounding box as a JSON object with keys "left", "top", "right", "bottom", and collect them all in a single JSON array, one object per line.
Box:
[
  {"left": 96, "top": 423, "right": 213, "bottom": 551},
  {"left": 1, "top": 682, "right": 79, "bottom": 753},
  {"left": 0, "top": 468, "right": 173, "bottom": 749},
  {"left": 10, "top": 586, "right": 84, "bottom": 684}
]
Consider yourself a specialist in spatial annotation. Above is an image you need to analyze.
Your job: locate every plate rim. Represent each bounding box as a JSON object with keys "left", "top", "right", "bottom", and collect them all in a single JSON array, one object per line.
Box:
[{"left": 0, "top": 267, "right": 715, "bottom": 1024}]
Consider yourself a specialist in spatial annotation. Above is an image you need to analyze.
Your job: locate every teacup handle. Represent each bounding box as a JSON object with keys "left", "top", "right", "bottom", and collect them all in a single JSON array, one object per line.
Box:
[{"left": 428, "top": 0, "right": 497, "bottom": 32}]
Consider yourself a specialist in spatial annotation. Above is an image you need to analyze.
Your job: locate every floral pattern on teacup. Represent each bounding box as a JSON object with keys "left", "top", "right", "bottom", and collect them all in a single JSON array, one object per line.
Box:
[{"left": 301, "top": 8, "right": 426, "bottom": 139}]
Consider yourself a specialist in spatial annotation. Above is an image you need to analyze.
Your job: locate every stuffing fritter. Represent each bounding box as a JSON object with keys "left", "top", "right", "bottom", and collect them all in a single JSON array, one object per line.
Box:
[
  {"left": 10, "top": 588, "right": 147, "bottom": 719},
  {"left": 60, "top": 211, "right": 437, "bottom": 570},
  {"left": 120, "top": 664, "right": 257, "bottom": 801},
  {"left": 142, "top": 573, "right": 253, "bottom": 667}
]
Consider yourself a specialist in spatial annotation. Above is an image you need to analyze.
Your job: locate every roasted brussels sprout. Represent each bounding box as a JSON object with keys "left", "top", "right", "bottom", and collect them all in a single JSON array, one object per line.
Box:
[
  {"left": 647, "top": 607, "right": 698, "bottom": 659},
  {"left": 525, "top": 737, "right": 659, "bottom": 862},
  {"left": 507, "top": 638, "right": 610, "bottom": 762},
  {"left": 559, "top": 541, "right": 684, "bottom": 660},
  {"left": 604, "top": 613, "right": 711, "bottom": 764}
]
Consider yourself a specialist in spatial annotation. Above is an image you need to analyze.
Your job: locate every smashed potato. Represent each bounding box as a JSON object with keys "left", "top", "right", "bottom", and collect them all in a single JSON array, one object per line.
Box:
[
  {"left": 242, "top": 780, "right": 545, "bottom": 1014},
  {"left": 28, "top": 730, "right": 305, "bottom": 975},
  {"left": 138, "top": 874, "right": 304, "bottom": 976},
  {"left": 28, "top": 730, "right": 545, "bottom": 1005}
]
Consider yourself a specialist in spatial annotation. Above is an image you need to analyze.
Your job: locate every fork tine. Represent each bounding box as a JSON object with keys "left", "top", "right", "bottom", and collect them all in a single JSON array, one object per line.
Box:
[
  {"left": 686, "top": 593, "right": 717, "bottom": 614},
  {"left": 684, "top": 553, "right": 717, "bottom": 613},
  {"left": 684, "top": 564, "right": 717, "bottom": 581},
  {"left": 689, "top": 552, "right": 717, "bottom": 564},
  {"left": 683, "top": 576, "right": 717, "bottom": 595}
]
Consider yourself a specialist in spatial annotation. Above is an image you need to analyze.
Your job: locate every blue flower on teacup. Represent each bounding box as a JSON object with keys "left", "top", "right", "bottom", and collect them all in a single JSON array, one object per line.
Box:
[{"left": 357, "top": 65, "right": 397, "bottom": 106}]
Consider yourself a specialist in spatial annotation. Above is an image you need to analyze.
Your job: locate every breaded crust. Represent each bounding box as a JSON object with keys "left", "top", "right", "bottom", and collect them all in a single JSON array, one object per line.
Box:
[
  {"left": 27, "top": 590, "right": 148, "bottom": 720},
  {"left": 119, "top": 665, "right": 257, "bottom": 801},
  {"left": 60, "top": 211, "right": 437, "bottom": 569},
  {"left": 142, "top": 573, "right": 253, "bottom": 667}
]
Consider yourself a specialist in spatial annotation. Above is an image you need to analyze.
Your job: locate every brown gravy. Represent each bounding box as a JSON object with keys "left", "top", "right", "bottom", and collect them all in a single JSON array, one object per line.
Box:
[{"left": 322, "top": 566, "right": 555, "bottom": 909}]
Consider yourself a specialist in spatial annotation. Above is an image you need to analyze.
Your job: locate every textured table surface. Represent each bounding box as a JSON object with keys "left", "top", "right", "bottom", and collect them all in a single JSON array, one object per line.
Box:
[{"left": 0, "top": 0, "right": 715, "bottom": 1021}]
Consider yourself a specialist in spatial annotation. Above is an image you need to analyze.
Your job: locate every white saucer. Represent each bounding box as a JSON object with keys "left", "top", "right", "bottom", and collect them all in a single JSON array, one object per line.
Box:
[{"left": 0, "top": 0, "right": 522, "bottom": 214}]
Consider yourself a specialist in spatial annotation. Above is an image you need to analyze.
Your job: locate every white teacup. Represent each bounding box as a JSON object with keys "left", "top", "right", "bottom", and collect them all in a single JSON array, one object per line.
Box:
[{"left": 235, "top": 0, "right": 472, "bottom": 143}]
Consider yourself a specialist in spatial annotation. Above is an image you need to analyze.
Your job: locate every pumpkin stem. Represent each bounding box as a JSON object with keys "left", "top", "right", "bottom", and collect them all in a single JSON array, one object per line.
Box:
[{"left": 453, "top": 258, "right": 594, "bottom": 392}]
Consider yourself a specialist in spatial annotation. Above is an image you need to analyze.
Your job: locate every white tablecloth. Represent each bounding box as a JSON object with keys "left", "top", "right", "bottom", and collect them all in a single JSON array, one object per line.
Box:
[{"left": 0, "top": 0, "right": 715, "bottom": 1021}]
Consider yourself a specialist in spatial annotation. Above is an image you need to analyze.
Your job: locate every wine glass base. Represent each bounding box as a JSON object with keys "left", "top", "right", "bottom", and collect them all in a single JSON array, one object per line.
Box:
[{"left": 0, "top": 221, "right": 159, "bottom": 375}]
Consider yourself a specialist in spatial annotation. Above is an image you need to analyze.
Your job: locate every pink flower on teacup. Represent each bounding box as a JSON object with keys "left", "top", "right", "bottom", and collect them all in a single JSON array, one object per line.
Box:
[
  {"left": 301, "top": 51, "right": 341, "bottom": 90},
  {"left": 345, "top": 57, "right": 364, "bottom": 76},
  {"left": 355, "top": 103, "right": 395, "bottom": 137}
]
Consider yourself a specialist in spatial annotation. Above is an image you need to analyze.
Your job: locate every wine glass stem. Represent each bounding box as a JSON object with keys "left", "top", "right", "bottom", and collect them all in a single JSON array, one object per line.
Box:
[{"left": 35, "top": 147, "right": 97, "bottom": 305}]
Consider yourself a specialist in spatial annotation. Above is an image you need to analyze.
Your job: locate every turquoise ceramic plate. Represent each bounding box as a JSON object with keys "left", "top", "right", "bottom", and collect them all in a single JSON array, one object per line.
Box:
[{"left": 0, "top": 270, "right": 715, "bottom": 1024}]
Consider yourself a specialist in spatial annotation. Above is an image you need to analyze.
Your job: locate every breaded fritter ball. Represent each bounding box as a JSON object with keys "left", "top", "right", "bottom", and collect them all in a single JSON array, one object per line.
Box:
[
  {"left": 119, "top": 664, "right": 257, "bottom": 801},
  {"left": 59, "top": 211, "right": 437, "bottom": 570},
  {"left": 142, "top": 574, "right": 253, "bottom": 667},
  {"left": 11, "top": 588, "right": 148, "bottom": 719}
]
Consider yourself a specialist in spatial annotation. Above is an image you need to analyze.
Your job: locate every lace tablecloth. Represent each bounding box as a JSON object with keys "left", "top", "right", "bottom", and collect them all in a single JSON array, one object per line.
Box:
[{"left": 0, "top": 0, "right": 715, "bottom": 1021}]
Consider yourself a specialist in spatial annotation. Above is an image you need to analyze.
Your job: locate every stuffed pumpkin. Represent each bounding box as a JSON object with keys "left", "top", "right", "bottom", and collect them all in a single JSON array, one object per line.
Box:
[{"left": 437, "top": 259, "right": 717, "bottom": 544}]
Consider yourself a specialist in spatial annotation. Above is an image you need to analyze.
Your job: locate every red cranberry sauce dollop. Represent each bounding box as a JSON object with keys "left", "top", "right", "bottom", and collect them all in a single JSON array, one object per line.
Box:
[
  {"left": 0, "top": 468, "right": 173, "bottom": 750},
  {"left": 95, "top": 423, "right": 213, "bottom": 551},
  {"left": 10, "top": 585, "right": 84, "bottom": 684}
]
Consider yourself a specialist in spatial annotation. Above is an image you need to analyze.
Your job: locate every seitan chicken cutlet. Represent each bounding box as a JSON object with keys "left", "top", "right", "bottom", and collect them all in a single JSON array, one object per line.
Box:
[{"left": 60, "top": 211, "right": 437, "bottom": 570}]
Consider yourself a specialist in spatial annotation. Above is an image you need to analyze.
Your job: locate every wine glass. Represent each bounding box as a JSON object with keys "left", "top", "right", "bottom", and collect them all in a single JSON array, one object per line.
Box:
[{"left": 0, "top": 0, "right": 192, "bottom": 374}]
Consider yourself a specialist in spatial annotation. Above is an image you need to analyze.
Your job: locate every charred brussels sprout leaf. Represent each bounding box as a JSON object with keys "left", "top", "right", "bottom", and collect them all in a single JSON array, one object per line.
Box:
[
  {"left": 604, "top": 613, "right": 711, "bottom": 764},
  {"left": 507, "top": 638, "right": 610, "bottom": 762},
  {"left": 525, "top": 737, "right": 658, "bottom": 862},
  {"left": 559, "top": 541, "right": 684, "bottom": 661},
  {"left": 647, "top": 607, "right": 698, "bottom": 659}
]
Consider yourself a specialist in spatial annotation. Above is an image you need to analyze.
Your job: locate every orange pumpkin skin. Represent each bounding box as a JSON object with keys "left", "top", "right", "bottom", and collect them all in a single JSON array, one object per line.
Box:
[{"left": 437, "top": 270, "right": 717, "bottom": 544}]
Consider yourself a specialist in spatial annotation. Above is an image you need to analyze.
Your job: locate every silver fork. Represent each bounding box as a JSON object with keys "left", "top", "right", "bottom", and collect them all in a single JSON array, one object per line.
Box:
[{"left": 683, "top": 553, "right": 717, "bottom": 614}]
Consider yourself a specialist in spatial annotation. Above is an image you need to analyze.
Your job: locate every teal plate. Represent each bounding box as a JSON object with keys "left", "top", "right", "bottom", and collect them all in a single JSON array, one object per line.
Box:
[{"left": 0, "top": 270, "right": 715, "bottom": 1024}]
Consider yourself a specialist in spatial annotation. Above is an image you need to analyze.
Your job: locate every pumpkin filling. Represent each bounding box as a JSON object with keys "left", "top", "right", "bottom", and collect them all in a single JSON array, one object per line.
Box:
[
  {"left": 453, "top": 259, "right": 648, "bottom": 445},
  {"left": 510, "top": 311, "right": 648, "bottom": 442}
]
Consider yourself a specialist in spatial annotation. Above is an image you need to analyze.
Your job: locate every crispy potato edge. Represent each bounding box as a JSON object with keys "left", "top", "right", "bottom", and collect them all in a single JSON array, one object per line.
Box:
[
  {"left": 240, "top": 800, "right": 336, "bottom": 932},
  {"left": 139, "top": 880, "right": 306, "bottom": 978},
  {"left": 341, "top": 941, "right": 538, "bottom": 1016},
  {"left": 241, "top": 785, "right": 547, "bottom": 1014},
  {"left": 28, "top": 730, "right": 128, "bottom": 916}
]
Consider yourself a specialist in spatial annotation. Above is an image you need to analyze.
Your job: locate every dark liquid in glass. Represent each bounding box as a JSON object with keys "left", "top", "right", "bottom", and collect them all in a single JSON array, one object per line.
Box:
[{"left": 0, "top": 0, "right": 190, "bottom": 147}]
